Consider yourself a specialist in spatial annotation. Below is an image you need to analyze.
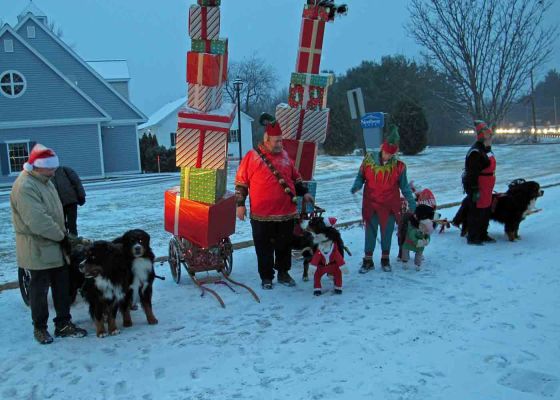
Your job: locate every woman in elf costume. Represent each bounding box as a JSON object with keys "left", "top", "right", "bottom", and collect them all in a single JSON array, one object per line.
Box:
[{"left": 351, "top": 125, "right": 416, "bottom": 272}]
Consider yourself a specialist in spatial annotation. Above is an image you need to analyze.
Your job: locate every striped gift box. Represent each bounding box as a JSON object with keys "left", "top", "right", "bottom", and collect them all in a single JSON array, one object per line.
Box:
[
  {"left": 275, "top": 103, "right": 330, "bottom": 143},
  {"left": 175, "top": 103, "right": 236, "bottom": 169},
  {"left": 175, "top": 128, "right": 228, "bottom": 170},
  {"left": 187, "top": 83, "right": 223, "bottom": 112},
  {"left": 188, "top": 5, "right": 220, "bottom": 40}
]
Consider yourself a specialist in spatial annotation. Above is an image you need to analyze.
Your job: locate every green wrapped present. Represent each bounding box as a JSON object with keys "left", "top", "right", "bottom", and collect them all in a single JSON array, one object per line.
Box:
[
  {"left": 197, "top": 0, "right": 221, "bottom": 6},
  {"left": 180, "top": 167, "right": 227, "bottom": 204},
  {"left": 290, "top": 72, "right": 334, "bottom": 88},
  {"left": 191, "top": 38, "right": 228, "bottom": 55}
]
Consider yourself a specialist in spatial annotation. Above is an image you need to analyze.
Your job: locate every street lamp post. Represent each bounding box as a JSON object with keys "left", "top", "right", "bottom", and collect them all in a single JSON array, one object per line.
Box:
[{"left": 233, "top": 78, "right": 244, "bottom": 160}]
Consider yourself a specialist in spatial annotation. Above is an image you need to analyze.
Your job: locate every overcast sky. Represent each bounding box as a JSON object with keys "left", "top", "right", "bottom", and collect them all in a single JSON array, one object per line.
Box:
[{"left": 3, "top": 0, "right": 559, "bottom": 115}]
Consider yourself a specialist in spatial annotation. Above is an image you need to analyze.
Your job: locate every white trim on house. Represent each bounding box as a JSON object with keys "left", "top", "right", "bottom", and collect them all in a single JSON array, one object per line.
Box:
[
  {"left": 15, "top": 15, "right": 148, "bottom": 123},
  {"left": 0, "top": 70, "right": 27, "bottom": 99},
  {"left": 0, "top": 117, "right": 109, "bottom": 129},
  {"left": 103, "top": 119, "right": 146, "bottom": 126},
  {"left": 0, "top": 26, "right": 111, "bottom": 121},
  {"left": 97, "top": 123, "right": 106, "bottom": 177}
]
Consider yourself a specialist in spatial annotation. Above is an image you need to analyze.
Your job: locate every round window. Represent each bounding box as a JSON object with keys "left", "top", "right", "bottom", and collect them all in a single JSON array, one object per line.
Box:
[{"left": 0, "top": 71, "right": 27, "bottom": 98}]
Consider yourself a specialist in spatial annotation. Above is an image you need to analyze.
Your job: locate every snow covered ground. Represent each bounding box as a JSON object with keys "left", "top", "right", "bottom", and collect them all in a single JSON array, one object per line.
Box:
[
  {"left": 1, "top": 143, "right": 559, "bottom": 284},
  {"left": 0, "top": 179, "right": 558, "bottom": 399},
  {"left": 0, "top": 144, "right": 558, "bottom": 399}
]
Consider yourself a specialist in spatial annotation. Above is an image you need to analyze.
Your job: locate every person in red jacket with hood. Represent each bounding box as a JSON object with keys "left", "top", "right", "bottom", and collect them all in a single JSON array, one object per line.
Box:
[{"left": 235, "top": 114, "right": 314, "bottom": 289}]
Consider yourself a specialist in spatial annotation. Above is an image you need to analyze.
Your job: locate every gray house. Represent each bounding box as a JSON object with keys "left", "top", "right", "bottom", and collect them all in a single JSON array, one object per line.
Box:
[{"left": 0, "top": 5, "right": 147, "bottom": 185}]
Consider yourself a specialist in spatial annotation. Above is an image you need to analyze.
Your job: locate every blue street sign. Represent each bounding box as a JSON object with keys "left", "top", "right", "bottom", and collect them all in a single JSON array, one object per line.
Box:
[{"left": 360, "top": 112, "right": 384, "bottom": 129}]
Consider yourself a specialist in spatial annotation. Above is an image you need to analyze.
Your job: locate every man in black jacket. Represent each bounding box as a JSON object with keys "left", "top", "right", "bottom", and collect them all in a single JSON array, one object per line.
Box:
[
  {"left": 461, "top": 120, "right": 497, "bottom": 245},
  {"left": 52, "top": 166, "right": 86, "bottom": 237}
]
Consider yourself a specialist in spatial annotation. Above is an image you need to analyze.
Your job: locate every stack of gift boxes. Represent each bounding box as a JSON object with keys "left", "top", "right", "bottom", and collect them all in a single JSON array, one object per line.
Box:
[
  {"left": 164, "top": 0, "right": 237, "bottom": 248},
  {"left": 275, "top": 1, "right": 341, "bottom": 213}
]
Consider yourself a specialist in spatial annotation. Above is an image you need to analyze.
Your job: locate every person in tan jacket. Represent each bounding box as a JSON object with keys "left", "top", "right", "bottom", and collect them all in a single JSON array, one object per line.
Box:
[{"left": 10, "top": 144, "right": 87, "bottom": 344}]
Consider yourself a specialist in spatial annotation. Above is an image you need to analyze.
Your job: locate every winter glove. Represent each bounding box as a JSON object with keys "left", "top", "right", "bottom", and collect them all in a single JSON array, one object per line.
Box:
[
  {"left": 472, "top": 191, "right": 480, "bottom": 202},
  {"left": 417, "top": 239, "right": 428, "bottom": 248},
  {"left": 60, "top": 235, "right": 72, "bottom": 265},
  {"left": 78, "top": 196, "right": 86, "bottom": 206}
]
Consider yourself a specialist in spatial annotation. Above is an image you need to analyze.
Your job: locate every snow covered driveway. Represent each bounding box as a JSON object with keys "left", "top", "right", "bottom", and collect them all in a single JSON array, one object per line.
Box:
[{"left": 0, "top": 184, "right": 558, "bottom": 399}]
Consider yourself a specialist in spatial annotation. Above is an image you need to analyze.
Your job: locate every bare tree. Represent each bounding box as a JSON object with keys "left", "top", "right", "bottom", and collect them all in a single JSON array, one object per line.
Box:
[
  {"left": 225, "top": 53, "right": 278, "bottom": 114},
  {"left": 408, "top": 0, "right": 558, "bottom": 124}
]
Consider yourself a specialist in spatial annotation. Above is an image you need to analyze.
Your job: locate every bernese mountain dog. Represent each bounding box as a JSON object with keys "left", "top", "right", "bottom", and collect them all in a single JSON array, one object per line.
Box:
[
  {"left": 79, "top": 240, "right": 132, "bottom": 337},
  {"left": 113, "top": 229, "right": 158, "bottom": 326},
  {"left": 453, "top": 179, "right": 544, "bottom": 241}
]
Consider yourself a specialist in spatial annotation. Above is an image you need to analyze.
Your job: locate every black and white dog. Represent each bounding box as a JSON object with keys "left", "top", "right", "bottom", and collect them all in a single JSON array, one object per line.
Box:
[
  {"left": 113, "top": 229, "right": 158, "bottom": 326},
  {"left": 453, "top": 179, "right": 544, "bottom": 241},
  {"left": 79, "top": 240, "right": 131, "bottom": 338}
]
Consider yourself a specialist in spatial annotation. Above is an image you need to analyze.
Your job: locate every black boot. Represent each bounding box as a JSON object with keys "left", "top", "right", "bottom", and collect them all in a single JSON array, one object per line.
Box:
[
  {"left": 277, "top": 271, "right": 296, "bottom": 287},
  {"left": 54, "top": 321, "right": 87, "bottom": 338},
  {"left": 381, "top": 257, "right": 391, "bottom": 272},
  {"left": 34, "top": 328, "right": 53, "bottom": 345},
  {"left": 359, "top": 257, "right": 374, "bottom": 274}
]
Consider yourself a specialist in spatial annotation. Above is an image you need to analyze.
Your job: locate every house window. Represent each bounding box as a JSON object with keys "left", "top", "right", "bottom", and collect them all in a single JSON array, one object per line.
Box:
[
  {"left": 0, "top": 71, "right": 27, "bottom": 98},
  {"left": 3, "top": 39, "right": 14, "bottom": 53},
  {"left": 27, "top": 26, "right": 36, "bottom": 39},
  {"left": 229, "top": 129, "right": 239, "bottom": 143},
  {"left": 7, "top": 142, "right": 30, "bottom": 174},
  {"left": 170, "top": 132, "right": 176, "bottom": 147}
]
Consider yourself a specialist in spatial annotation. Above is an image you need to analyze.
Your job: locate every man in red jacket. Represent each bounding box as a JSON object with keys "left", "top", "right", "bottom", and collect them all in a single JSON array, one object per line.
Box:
[{"left": 235, "top": 114, "right": 314, "bottom": 289}]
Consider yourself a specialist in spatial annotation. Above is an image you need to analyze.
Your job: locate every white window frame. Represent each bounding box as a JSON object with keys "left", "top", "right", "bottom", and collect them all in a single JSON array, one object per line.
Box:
[
  {"left": 5, "top": 140, "right": 30, "bottom": 175},
  {"left": 0, "top": 70, "right": 27, "bottom": 99},
  {"left": 3, "top": 39, "right": 14, "bottom": 53},
  {"left": 27, "top": 26, "right": 36, "bottom": 39},
  {"left": 229, "top": 129, "right": 240, "bottom": 143}
]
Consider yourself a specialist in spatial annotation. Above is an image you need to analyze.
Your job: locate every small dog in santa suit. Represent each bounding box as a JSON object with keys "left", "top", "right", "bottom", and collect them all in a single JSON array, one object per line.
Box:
[
  {"left": 306, "top": 216, "right": 347, "bottom": 295},
  {"left": 398, "top": 189, "right": 439, "bottom": 271}
]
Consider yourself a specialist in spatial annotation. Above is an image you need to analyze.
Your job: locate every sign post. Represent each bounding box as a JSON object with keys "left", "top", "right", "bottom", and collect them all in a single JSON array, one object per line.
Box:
[{"left": 360, "top": 112, "right": 385, "bottom": 151}]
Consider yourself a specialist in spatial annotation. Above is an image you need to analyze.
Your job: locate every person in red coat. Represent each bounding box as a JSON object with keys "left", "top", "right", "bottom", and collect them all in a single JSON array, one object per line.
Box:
[
  {"left": 351, "top": 125, "right": 416, "bottom": 272},
  {"left": 462, "top": 120, "right": 497, "bottom": 245},
  {"left": 235, "top": 114, "right": 314, "bottom": 289}
]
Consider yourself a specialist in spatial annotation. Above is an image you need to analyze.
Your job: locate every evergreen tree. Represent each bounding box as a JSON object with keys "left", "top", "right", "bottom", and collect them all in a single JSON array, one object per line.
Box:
[{"left": 391, "top": 100, "right": 428, "bottom": 155}]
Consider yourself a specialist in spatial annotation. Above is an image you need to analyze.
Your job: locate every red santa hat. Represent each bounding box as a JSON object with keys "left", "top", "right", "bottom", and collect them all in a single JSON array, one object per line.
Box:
[
  {"left": 23, "top": 144, "right": 59, "bottom": 172},
  {"left": 259, "top": 113, "right": 282, "bottom": 137},
  {"left": 416, "top": 189, "right": 436, "bottom": 208},
  {"left": 324, "top": 217, "right": 337, "bottom": 227}
]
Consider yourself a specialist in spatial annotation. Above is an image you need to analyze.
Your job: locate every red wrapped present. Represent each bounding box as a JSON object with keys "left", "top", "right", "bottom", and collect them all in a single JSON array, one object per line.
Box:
[
  {"left": 275, "top": 103, "right": 329, "bottom": 143},
  {"left": 296, "top": 18, "right": 325, "bottom": 74},
  {"left": 186, "top": 51, "right": 228, "bottom": 87},
  {"left": 188, "top": 5, "right": 220, "bottom": 40},
  {"left": 164, "top": 188, "right": 236, "bottom": 248},
  {"left": 288, "top": 83, "right": 327, "bottom": 110},
  {"left": 187, "top": 83, "right": 223, "bottom": 112},
  {"left": 176, "top": 103, "right": 236, "bottom": 169},
  {"left": 282, "top": 139, "right": 318, "bottom": 181},
  {"left": 302, "top": 4, "right": 331, "bottom": 21}
]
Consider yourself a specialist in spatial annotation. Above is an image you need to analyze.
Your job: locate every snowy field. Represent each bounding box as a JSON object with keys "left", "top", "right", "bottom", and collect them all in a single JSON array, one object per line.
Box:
[
  {"left": 0, "top": 177, "right": 558, "bottom": 399},
  {"left": 1, "top": 143, "right": 560, "bottom": 284}
]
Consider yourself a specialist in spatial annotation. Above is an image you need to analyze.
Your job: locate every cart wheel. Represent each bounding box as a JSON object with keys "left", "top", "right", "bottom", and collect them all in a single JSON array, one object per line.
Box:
[
  {"left": 221, "top": 238, "right": 233, "bottom": 276},
  {"left": 168, "top": 237, "right": 182, "bottom": 284},
  {"left": 18, "top": 267, "right": 31, "bottom": 307}
]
